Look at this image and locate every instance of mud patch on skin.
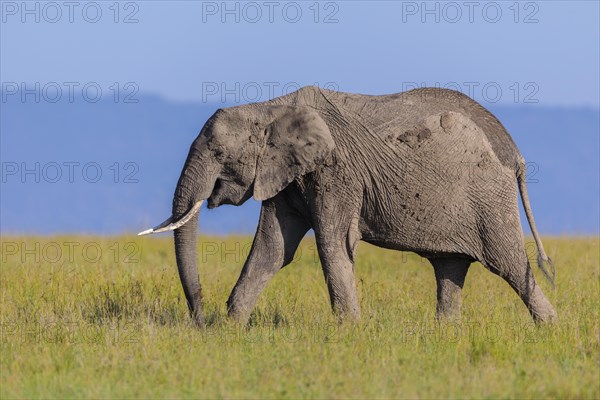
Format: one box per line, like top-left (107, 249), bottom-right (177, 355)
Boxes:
top-left (397, 126), bottom-right (432, 149)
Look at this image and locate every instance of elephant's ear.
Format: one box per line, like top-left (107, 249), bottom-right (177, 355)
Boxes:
top-left (253, 107), bottom-right (335, 201)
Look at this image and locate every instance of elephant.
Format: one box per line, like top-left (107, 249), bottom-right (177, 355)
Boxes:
top-left (139, 86), bottom-right (557, 327)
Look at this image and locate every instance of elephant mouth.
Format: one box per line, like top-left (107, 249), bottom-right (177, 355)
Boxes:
top-left (206, 178), bottom-right (222, 209)
top-left (207, 179), bottom-right (254, 209)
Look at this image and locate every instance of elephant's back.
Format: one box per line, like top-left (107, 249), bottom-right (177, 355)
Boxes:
top-left (377, 89), bottom-right (523, 171)
top-left (405, 88), bottom-right (523, 171)
top-left (321, 87), bottom-right (525, 172)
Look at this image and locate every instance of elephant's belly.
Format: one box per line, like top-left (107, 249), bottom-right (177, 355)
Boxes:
top-left (360, 236), bottom-right (473, 261)
top-left (358, 200), bottom-right (479, 257)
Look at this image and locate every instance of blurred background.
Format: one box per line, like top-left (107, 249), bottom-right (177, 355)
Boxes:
top-left (1, 1), bottom-right (598, 235)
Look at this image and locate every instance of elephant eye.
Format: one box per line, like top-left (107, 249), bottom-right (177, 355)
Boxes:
top-left (214, 149), bottom-right (225, 161)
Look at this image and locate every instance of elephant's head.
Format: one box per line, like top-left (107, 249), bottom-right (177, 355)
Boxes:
top-left (138, 104), bottom-right (334, 326)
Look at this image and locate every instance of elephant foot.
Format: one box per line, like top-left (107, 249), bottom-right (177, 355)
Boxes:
top-left (435, 304), bottom-right (462, 322)
top-left (190, 307), bottom-right (205, 328)
top-left (529, 286), bottom-right (558, 324)
top-left (532, 308), bottom-right (558, 324)
top-left (227, 309), bottom-right (251, 326)
top-left (331, 297), bottom-right (361, 323)
top-left (435, 284), bottom-right (463, 321)
top-left (226, 296), bottom-right (253, 326)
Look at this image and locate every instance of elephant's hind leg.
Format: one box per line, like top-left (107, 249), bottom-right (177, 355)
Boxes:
top-left (313, 212), bottom-right (361, 322)
top-left (484, 255), bottom-right (557, 323)
top-left (479, 225), bottom-right (557, 323)
top-left (314, 234), bottom-right (361, 321)
top-left (429, 257), bottom-right (471, 320)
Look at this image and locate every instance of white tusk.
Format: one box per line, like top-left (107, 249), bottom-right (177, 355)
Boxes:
top-left (137, 216), bottom-right (174, 236)
top-left (137, 228), bottom-right (156, 236)
top-left (137, 200), bottom-right (203, 236)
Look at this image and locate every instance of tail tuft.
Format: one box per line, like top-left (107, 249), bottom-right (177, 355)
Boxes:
top-left (537, 254), bottom-right (556, 288)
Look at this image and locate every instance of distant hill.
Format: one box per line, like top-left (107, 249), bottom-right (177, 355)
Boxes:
top-left (1, 94), bottom-right (598, 235)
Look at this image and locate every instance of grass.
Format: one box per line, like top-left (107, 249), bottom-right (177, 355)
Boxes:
top-left (1, 235), bottom-right (598, 398)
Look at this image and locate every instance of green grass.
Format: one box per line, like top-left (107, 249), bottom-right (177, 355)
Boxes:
top-left (1, 236), bottom-right (598, 398)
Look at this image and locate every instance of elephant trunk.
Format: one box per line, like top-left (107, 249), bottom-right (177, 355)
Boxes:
top-left (173, 210), bottom-right (204, 326)
top-left (170, 153), bottom-right (216, 327)
top-left (138, 197), bottom-right (205, 326)
top-left (139, 144), bottom-right (217, 327)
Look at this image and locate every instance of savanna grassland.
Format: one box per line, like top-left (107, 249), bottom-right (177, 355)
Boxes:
top-left (1, 236), bottom-right (598, 399)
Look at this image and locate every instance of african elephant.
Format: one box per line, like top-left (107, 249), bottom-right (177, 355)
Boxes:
top-left (139, 86), bottom-right (557, 326)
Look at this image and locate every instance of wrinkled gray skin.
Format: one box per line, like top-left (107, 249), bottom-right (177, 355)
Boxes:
top-left (164, 86), bottom-right (557, 327)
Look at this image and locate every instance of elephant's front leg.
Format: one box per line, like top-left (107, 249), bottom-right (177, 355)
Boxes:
top-left (227, 194), bottom-right (309, 324)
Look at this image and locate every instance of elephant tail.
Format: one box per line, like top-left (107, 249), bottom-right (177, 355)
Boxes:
top-left (516, 160), bottom-right (556, 287)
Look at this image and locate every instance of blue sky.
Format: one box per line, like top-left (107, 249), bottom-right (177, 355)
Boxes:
top-left (2, 1), bottom-right (599, 107)
top-left (1, 1), bottom-right (599, 235)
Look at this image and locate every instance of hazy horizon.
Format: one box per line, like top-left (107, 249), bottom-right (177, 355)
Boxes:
top-left (2, 92), bottom-right (598, 235)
